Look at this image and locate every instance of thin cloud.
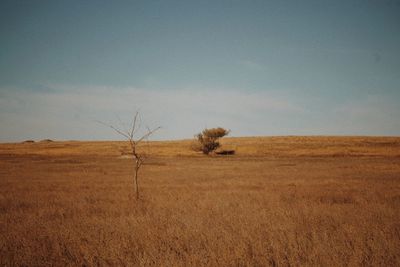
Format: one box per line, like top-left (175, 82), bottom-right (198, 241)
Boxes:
top-left (0, 85), bottom-right (303, 141)
top-left (1, 86), bottom-right (399, 142)
top-left (332, 94), bottom-right (400, 135)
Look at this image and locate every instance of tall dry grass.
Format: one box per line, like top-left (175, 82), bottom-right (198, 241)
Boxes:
top-left (0, 137), bottom-right (399, 266)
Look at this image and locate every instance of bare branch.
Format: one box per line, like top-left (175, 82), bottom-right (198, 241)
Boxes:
top-left (137, 126), bottom-right (161, 143)
top-left (130, 112), bottom-right (140, 139)
top-left (116, 114), bottom-right (129, 136)
top-left (96, 120), bottom-right (131, 140)
top-left (145, 126), bottom-right (152, 136)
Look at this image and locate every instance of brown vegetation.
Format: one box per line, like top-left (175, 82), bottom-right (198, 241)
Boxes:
top-left (193, 127), bottom-right (230, 154)
top-left (1, 136), bottom-right (400, 266)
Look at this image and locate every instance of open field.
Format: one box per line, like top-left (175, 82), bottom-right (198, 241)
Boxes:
top-left (1, 136), bottom-right (400, 266)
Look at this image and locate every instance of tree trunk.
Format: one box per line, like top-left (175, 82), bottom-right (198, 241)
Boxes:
top-left (134, 162), bottom-right (139, 200)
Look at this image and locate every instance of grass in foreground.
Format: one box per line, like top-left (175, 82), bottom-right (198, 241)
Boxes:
top-left (0, 137), bottom-right (400, 266)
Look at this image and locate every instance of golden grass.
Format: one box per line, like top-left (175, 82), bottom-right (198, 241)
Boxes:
top-left (0, 137), bottom-right (399, 266)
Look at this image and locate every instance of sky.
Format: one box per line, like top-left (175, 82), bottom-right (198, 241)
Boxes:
top-left (0, 0), bottom-right (399, 141)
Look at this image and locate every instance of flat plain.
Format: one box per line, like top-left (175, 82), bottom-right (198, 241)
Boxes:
top-left (1, 136), bottom-right (400, 266)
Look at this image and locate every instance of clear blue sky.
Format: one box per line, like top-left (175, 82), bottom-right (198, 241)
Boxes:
top-left (1, 0), bottom-right (399, 141)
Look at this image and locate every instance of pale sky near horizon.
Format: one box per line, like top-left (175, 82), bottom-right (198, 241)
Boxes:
top-left (1, 0), bottom-right (400, 141)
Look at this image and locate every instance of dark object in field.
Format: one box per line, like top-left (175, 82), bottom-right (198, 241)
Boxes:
top-left (216, 150), bottom-right (235, 155)
top-left (40, 139), bottom-right (53, 143)
top-left (22, 140), bottom-right (35, 143)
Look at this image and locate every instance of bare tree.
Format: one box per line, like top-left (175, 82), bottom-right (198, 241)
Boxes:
top-left (98, 112), bottom-right (160, 200)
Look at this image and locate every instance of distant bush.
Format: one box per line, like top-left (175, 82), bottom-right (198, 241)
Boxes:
top-left (192, 127), bottom-right (230, 155)
top-left (40, 139), bottom-right (53, 143)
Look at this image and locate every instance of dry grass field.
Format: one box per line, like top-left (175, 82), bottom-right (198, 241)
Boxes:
top-left (1, 136), bottom-right (400, 266)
